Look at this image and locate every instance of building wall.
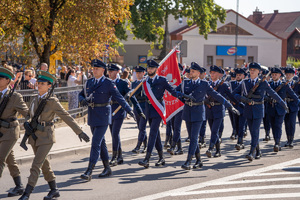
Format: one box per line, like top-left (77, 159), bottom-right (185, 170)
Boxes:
top-left (287, 31), bottom-right (300, 59)
top-left (181, 11), bottom-right (282, 68)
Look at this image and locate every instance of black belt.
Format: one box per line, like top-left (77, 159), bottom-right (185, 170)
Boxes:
top-left (110, 101), bottom-right (118, 105)
top-left (39, 121), bottom-right (54, 126)
top-left (0, 118), bottom-right (17, 128)
top-left (185, 101), bottom-right (204, 107)
top-left (147, 99), bottom-right (163, 104)
top-left (249, 101), bottom-right (264, 105)
top-left (88, 102), bottom-right (110, 108)
top-left (209, 102), bottom-right (222, 106)
top-left (138, 100), bottom-right (147, 103)
top-left (285, 98), bottom-right (295, 103)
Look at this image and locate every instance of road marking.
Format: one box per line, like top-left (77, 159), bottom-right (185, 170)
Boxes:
top-left (190, 193), bottom-right (300, 200)
top-left (134, 158), bottom-right (300, 200)
top-left (171, 184), bottom-right (300, 196)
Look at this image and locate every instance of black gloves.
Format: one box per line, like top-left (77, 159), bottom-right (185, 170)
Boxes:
top-left (78, 132), bottom-right (90, 142)
top-left (238, 102), bottom-right (245, 108)
top-left (240, 96), bottom-right (252, 105)
top-left (128, 110), bottom-right (137, 121)
top-left (80, 99), bottom-right (89, 107)
top-left (228, 106), bottom-right (240, 116)
top-left (182, 94), bottom-right (196, 102)
top-left (24, 122), bottom-right (33, 133)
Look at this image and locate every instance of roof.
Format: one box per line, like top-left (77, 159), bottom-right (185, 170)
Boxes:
top-left (170, 10), bottom-right (282, 40)
top-left (248, 11), bottom-right (300, 39)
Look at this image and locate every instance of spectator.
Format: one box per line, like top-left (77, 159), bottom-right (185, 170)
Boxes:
top-left (40, 63), bottom-right (48, 71)
top-left (121, 68), bottom-right (131, 87)
top-left (66, 68), bottom-right (83, 115)
top-left (60, 66), bottom-right (67, 80)
top-left (20, 70), bottom-right (35, 90)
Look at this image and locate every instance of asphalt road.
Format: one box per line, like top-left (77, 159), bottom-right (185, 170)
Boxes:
top-left (1, 115), bottom-right (300, 200)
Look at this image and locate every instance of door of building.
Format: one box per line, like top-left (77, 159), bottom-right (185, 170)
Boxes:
top-left (216, 59), bottom-right (223, 68)
top-left (236, 59), bottom-right (245, 68)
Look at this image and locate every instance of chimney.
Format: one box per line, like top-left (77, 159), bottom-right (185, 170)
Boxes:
top-left (253, 7), bottom-right (262, 24)
top-left (274, 10), bottom-right (279, 14)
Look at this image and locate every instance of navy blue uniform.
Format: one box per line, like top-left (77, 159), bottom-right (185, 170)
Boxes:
top-left (110, 78), bottom-right (142, 155)
top-left (78, 76), bottom-right (132, 165)
top-left (177, 78), bottom-right (233, 158)
top-left (233, 79), bottom-right (286, 150)
top-left (266, 80), bottom-right (298, 147)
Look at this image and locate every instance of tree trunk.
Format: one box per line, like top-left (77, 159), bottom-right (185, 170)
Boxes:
top-left (158, 12), bottom-right (170, 60)
top-left (39, 43), bottom-right (51, 70)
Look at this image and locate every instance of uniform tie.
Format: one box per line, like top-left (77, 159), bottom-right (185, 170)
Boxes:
top-left (251, 79), bottom-right (255, 86)
top-left (148, 78), bottom-right (153, 86)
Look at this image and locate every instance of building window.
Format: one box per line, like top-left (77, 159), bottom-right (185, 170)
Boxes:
top-left (248, 56), bottom-right (254, 63)
top-left (294, 39), bottom-right (300, 48)
top-left (207, 56), bottom-right (213, 66)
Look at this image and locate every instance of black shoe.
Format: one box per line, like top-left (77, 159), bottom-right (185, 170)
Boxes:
top-left (284, 141), bottom-right (290, 147)
top-left (185, 137), bottom-right (190, 142)
top-left (155, 151), bottom-right (165, 167)
top-left (167, 141), bottom-right (176, 155)
top-left (255, 145), bottom-right (262, 159)
top-left (117, 150), bottom-right (124, 165)
top-left (263, 133), bottom-right (271, 141)
top-left (141, 139), bottom-right (147, 153)
top-left (214, 143), bottom-right (221, 157)
top-left (43, 181), bottom-right (60, 200)
top-left (109, 151), bottom-right (118, 166)
top-left (80, 162), bottom-right (95, 181)
top-left (164, 135), bottom-right (171, 149)
top-left (273, 145), bottom-right (281, 152)
top-left (174, 141), bottom-right (183, 155)
top-left (206, 143), bottom-right (214, 158)
top-left (289, 143), bottom-right (294, 148)
top-left (181, 154), bottom-right (193, 170)
top-left (98, 160), bottom-right (112, 178)
top-left (8, 176), bottom-right (24, 197)
top-left (132, 141), bottom-right (142, 153)
top-left (199, 136), bottom-right (206, 149)
top-left (193, 153), bottom-right (203, 169)
top-left (230, 134), bottom-right (235, 140)
top-left (245, 147), bottom-right (255, 161)
top-left (138, 152), bottom-right (151, 168)
top-left (18, 184), bottom-right (34, 200)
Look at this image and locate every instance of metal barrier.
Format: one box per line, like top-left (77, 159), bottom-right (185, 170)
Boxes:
top-left (16, 85), bottom-right (88, 122)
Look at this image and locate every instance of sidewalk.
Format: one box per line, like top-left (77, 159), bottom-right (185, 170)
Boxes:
top-left (14, 117), bottom-right (186, 164)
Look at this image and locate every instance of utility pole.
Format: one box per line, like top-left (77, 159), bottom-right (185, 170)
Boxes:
top-left (235, 0), bottom-right (239, 68)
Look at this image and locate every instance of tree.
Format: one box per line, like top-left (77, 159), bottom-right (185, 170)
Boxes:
top-left (0, 0), bottom-right (133, 66)
top-left (116, 0), bottom-right (226, 59)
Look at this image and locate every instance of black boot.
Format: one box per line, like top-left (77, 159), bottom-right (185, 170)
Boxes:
top-left (289, 136), bottom-right (294, 148)
top-left (230, 130), bottom-right (236, 140)
top-left (245, 146), bottom-right (255, 161)
top-left (273, 142), bottom-right (281, 152)
top-left (214, 142), bottom-right (221, 157)
top-left (18, 184), bottom-right (34, 200)
top-left (175, 140), bottom-right (184, 155)
top-left (141, 139), bottom-right (147, 153)
top-left (235, 137), bottom-right (245, 151)
top-left (206, 143), bottom-right (214, 158)
top-left (80, 162), bottom-right (95, 181)
top-left (138, 152), bottom-right (151, 168)
top-left (263, 131), bottom-right (271, 141)
top-left (193, 153), bottom-right (203, 169)
top-left (181, 154), bottom-right (193, 170)
top-left (155, 151), bottom-right (165, 167)
top-left (98, 160), bottom-right (112, 178)
top-left (8, 176), bottom-right (24, 197)
top-left (185, 136), bottom-right (190, 142)
top-left (132, 141), bottom-right (142, 153)
top-left (109, 151), bottom-right (118, 166)
top-left (43, 180), bottom-right (60, 200)
top-left (167, 141), bottom-right (176, 155)
top-left (199, 136), bottom-right (206, 149)
top-left (164, 135), bottom-right (170, 149)
top-left (117, 149), bottom-right (124, 165)
top-left (255, 145), bottom-right (262, 159)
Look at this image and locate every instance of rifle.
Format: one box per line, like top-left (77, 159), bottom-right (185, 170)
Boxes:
top-left (246, 71), bottom-right (271, 100)
top-left (291, 80), bottom-right (300, 89)
top-left (0, 78), bottom-right (20, 138)
top-left (20, 83), bottom-right (56, 150)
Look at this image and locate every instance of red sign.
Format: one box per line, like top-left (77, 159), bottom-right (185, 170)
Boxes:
top-left (157, 50), bottom-right (184, 122)
top-left (227, 47), bottom-right (237, 55)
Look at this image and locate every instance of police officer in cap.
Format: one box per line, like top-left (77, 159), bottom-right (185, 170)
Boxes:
top-left (0, 67), bottom-right (28, 197)
top-left (177, 62), bottom-right (239, 170)
top-left (233, 63), bottom-right (288, 161)
top-left (138, 60), bottom-right (194, 168)
top-left (284, 67), bottom-right (300, 148)
top-left (262, 68), bottom-right (272, 141)
top-left (131, 66), bottom-right (148, 153)
top-left (79, 59), bottom-right (135, 181)
top-left (266, 67), bottom-right (299, 152)
top-left (107, 63), bottom-right (144, 166)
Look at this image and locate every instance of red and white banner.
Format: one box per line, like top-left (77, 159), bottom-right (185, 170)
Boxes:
top-left (157, 49), bottom-right (184, 123)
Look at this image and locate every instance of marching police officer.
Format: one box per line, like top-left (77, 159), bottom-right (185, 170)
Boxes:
top-left (262, 69), bottom-right (272, 141)
top-left (228, 71), bottom-right (238, 140)
top-left (19, 71), bottom-right (90, 200)
top-left (138, 60), bottom-right (193, 168)
top-left (176, 62), bottom-right (239, 170)
top-left (79, 59), bottom-right (135, 181)
top-left (284, 67), bottom-right (300, 148)
top-left (266, 67), bottom-right (299, 152)
top-left (233, 63), bottom-right (288, 161)
top-left (198, 66), bottom-right (208, 148)
top-left (107, 63), bottom-right (144, 166)
top-left (205, 65), bottom-right (240, 158)
top-left (131, 66), bottom-right (148, 153)
top-left (0, 67), bottom-right (28, 197)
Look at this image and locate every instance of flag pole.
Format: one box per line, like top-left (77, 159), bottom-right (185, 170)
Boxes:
top-left (158, 41), bottom-right (182, 67)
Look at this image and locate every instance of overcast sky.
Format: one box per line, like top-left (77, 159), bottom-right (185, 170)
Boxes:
top-left (214, 0), bottom-right (300, 18)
